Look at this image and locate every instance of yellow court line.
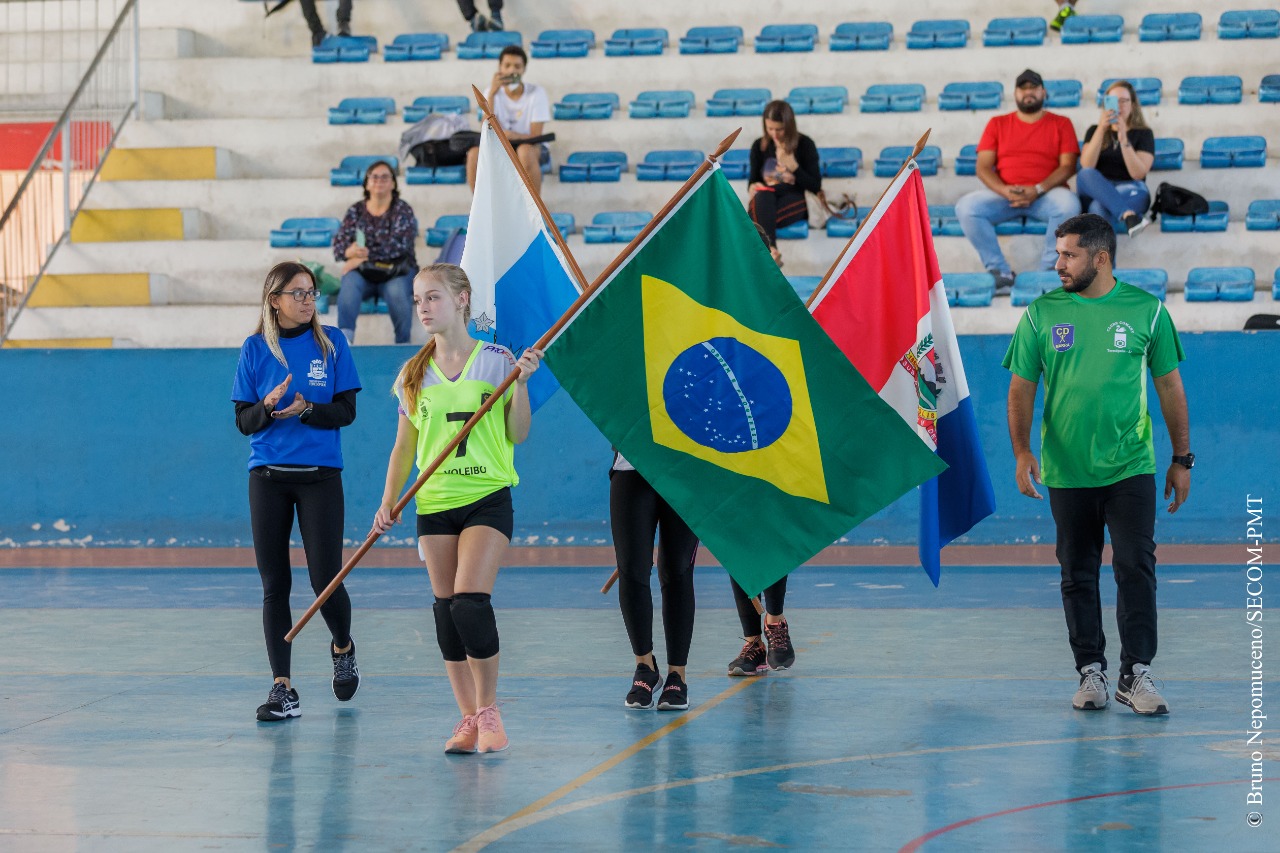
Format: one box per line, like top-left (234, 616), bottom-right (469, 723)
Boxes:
top-left (453, 729), bottom-right (1235, 851)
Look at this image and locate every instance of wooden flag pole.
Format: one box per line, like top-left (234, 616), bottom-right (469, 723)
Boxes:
top-left (288, 127), bottom-right (744, 642)
top-left (600, 570), bottom-right (618, 594)
top-left (805, 128), bottom-right (932, 310)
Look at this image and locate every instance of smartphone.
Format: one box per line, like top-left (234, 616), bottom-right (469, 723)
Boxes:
top-left (1103, 94), bottom-right (1119, 115)
top-left (355, 229), bottom-right (366, 248)
top-left (503, 73), bottom-right (521, 85)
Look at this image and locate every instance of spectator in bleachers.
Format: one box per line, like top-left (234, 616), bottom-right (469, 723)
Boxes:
top-left (468, 46), bottom-right (549, 196)
top-left (297, 0), bottom-right (352, 48)
top-left (456, 0), bottom-right (503, 32)
top-left (1077, 81), bottom-right (1155, 238)
top-left (955, 69), bottom-right (1080, 295)
top-left (748, 100), bottom-right (821, 268)
top-left (1050, 0), bottom-right (1078, 32)
top-left (333, 161), bottom-right (419, 344)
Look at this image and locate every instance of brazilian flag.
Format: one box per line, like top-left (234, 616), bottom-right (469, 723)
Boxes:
top-left (544, 166), bottom-right (946, 594)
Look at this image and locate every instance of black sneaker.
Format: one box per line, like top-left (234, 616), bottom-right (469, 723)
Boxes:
top-left (470, 13), bottom-right (489, 32)
top-left (257, 681), bottom-right (300, 722)
top-left (625, 662), bottom-right (660, 709)
top-left (657, 672), bottom-right (689, 711)
top-left (337, 22), bottom-right (351, 37)
top-left (332, 639), bottom-right (360, 701)
top-left (764, 618), bottom-right (796, 670)
top-left (728, 638), bottom-right (768, 676)
top-left (992, 271), bottom-right (1016, 297)
top-left (311, 29), bottom-right (328, 48)
top-left (487, 13), bottom-right (504, 31)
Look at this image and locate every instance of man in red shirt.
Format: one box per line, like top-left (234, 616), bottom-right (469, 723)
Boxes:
top-left (956, 69), bottom-right (1081, 295)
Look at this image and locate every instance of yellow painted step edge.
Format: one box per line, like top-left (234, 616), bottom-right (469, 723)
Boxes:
top-left (99, 147), bottom-right (219, 181)
top-left (26, 274), bottom-right (151, 308)
top-left (70, 208), bottom-right (187, 243)
top-left (3, 338), bottom-right (114, 349)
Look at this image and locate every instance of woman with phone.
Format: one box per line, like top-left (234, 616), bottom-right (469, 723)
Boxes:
top-left (1077, 80), bottom-right (1156, 238)
top-left (332, 160), bottom-right (419, 344)
top-left (747, 100), bottom-right (822, 268)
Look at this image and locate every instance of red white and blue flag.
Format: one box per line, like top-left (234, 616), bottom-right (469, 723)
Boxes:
top-left (808, 160), bottom-right (995, 585)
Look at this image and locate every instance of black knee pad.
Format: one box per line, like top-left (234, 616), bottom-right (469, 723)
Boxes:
top-left (432, 597), bottom-right (467, 662)
top-left (450, 592), bottom-right (500, 659)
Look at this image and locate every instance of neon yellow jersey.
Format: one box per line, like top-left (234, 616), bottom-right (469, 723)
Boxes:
top-left (394, 342), bottom-right (519, 514)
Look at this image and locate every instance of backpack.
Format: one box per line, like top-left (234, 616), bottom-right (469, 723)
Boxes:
top-left (399, 112), bottom-right (472, 166)
top-left (1150, 182), bottom-right (1209, 219)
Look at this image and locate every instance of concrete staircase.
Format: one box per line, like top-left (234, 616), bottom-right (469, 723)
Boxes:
top-left (7, 0), bottom-right (1278, 346)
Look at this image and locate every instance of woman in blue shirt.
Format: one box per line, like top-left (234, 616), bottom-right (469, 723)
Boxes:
top-left (232, 261), bottom-right (363, 722)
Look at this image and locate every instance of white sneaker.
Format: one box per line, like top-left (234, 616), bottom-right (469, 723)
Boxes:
top-left (1072, 662), bottom-right (1109, 710)
top-left (1115, 664), bottom-right (1169, 715)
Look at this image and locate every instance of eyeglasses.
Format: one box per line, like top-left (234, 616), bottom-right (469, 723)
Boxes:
top-left (278, 289), bottom-right (318, 302)
top-left (366, 173), bottom-right (394, 182)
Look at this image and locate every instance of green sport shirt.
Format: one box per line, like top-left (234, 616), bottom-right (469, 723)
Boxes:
top-left (1002, 280), bottom-right (1185, 489)
top-left (394, 342), bottom-right (519, 514)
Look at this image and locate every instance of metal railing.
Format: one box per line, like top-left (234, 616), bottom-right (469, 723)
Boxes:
top-left (0, 0), bottom-right (139, 343)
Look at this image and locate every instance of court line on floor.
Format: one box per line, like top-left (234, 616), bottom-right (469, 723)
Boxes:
top-left (899, 776), bottom-right (1280, 852)
top-left (452, 729), bottom-right (1234, 851)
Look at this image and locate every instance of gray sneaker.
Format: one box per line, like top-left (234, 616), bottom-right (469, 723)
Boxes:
top-left (1072, 662), bottom-right (1109, 710)
top-left (1116, 664), bottom-right (1169, 715)
top-left (992, 271), bottom-right (1016, 297)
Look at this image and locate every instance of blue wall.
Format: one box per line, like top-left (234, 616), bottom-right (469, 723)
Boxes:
top-left (0, 331), bottom-right (1273, 548)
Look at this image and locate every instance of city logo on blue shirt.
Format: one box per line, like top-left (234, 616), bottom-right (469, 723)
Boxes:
top-left (1051, 323), bottom-right (1074, 352)
top-left (308, 358), bottom-right (328, 386)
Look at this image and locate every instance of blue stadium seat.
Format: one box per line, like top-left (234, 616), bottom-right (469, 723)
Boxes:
top-left (679, 26), bottom-right (743, 54)
top-left (1262, 74), bottom-right (1280, 103)
top-left (1201, 136), bottom-right (1267, 168)
top-left (1097, 78), bottom-right (1162, 106)
top-left (270, 217), bottom-right (341, 249)
top-left (860, 83), bottom-right (924, 113)
top-left (604, 28), bottom-right (667, 56)
top-left (874, 145), bottom-right (940, 177)
top-left (1178, 75), bottom-right (1243, 105)
top-left (550, 212), bottom-right (576, 236)
top-left (628, 90), bottom-right (694, 119)
top-left (830, 21), bottom-right (892, 51)
top-left (1061, 14), bottom-right (1124, 44)
top-left (954, 144), bottom-right (979, 176)
top-left (818, 147), bottom-right (862, 178)
top-left (825, 210), bottom-right (866, 238)
top-left (384, 33), bottom-right (448, 61)
top-left (636, 150), bottom-right (703, 181)
top-left (1152, 137), bottom-right (1185, 170)
top-left (583, 211), bottom-right (652, 243)
top-left (1045, 79), bottom-right (1083, 108)
top-left (942, 272), bottom-right (995, 307)
top-left (776, 220), bottom-right (809, 240)
top-left (707, 88), bottom-right (771, 117)
top-left (1219, 9), bottom-right (1280, 38)
top-left (938, 82), bottom-right (1003, 111)
top-left (531, 29), bottom-right (595, 58)
top-left (1115, 268), bottom-right (1169, 301)
top-left (330, 155), bottom-right (398, 186)
top-left (403, 95), bottom-right (471, 122)
top-left (426, 214), bottom-right (469, 246)
top-left (906, 19), bottom-right (970, 49)
top-left (313, 35), bottom-right (377, 63)
top-left (755, 23), bottom-right (818, 53)
top-left (552, 92), bottom-right (619, 120)
top-left (787, 275), bottom-right (822, 300)
top-left (559, 151), bottom-right (627, 183)
top-left (328, 97), bottom-right (395, 125)
top-left (1185, 267), bottom-right (1255, 301)
top-left (404, 165), bottom-right (465, 185)
top-left (1246, 200), bottom-right (1280, 230)
top-left (457, 31), bottom-right (521, 60)
top-left (1138, 13), bottom-right (1202, 41)
top-left (930, 205), bottom-right (964, 237)
top-left (983, 17), bottom-right (1045, 46)
top-left (720, 150), bottom-right (751, 180)
top-left (1162, 200), bottom-right (1230, 232)
top-left (787, 86), bottom-right (848, 115)
top-left (1274, 268), bottom-right (1280, 300)
top-left (1011, 271), bottom-right (1060, 305)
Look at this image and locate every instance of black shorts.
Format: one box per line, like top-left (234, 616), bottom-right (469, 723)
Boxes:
top-left (416, 487), bottom-right (513, 539)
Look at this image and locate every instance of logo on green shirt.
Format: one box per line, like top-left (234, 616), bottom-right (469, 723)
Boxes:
top-left (1051, 324), bottom-right (1074, 352)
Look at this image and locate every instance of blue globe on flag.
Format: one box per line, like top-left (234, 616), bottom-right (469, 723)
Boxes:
top-left (662, 337), bottom-right (792, 453)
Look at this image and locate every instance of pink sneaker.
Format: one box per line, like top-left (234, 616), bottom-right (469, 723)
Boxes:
top-left (476, 704), bottom-right (508, 753)
top-left (444, 714), bottom-right (477, 754)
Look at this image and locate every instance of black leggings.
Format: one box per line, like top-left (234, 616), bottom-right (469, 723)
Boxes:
top-left (249, 467), bottom-right (353, 679)
top-left (610, 470), bottom-right (699, 667)
top-left (731, 575), bottom-right (788, 637)
top-left (298, 0), bottom-right (351, 33)
top-left (749, 185), bottom-right (808, 246)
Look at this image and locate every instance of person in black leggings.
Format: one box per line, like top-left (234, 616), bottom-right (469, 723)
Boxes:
top-left (233, 261), bottom-right (363, 721)
top-left (611, 454), bottom-right (699, 711)
top-left (727, 576), bottom-right (794, 676)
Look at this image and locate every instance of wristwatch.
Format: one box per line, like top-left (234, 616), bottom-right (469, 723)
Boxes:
top-left (300, 403), bottom-right (314, 422)
top-left (1034, 183), bottom-right (1046, 195)
top-left (1172, 453), bottom-right (1195, 470)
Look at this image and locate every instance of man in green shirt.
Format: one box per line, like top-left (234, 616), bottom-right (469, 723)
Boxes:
top-left (1003, 213), bottom-right (1192, 715)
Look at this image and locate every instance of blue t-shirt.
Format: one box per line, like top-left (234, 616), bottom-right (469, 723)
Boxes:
top-left (231, 326), bottom-right (361, 470)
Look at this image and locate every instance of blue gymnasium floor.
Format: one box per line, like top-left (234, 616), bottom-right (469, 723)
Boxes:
top-left (1, 563), bottom-right (1273, 852)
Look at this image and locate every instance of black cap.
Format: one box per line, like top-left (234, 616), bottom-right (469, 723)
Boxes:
top-left (1016, 69), bottom-right (1044, 88)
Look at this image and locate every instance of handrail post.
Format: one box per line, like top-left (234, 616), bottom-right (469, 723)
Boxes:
top-left (131, 2), bottom-right (141, 115)
top-left (62, 127), bottom-right (72, 234)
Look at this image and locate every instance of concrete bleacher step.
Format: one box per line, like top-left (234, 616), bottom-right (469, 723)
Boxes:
top-left (99, 146), bottom-right (230, 181)
top-left (68, 208), bottom-right (200, 243)
top-left (23, 273), bottom-right (161, 308)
